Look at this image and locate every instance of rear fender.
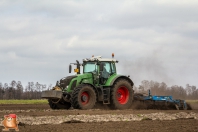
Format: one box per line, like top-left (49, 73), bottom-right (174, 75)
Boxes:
top-left (105, 74), bottom-right (134, 87)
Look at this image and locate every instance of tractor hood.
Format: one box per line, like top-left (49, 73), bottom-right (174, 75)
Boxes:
top-left (59, 73), bottom-right (95, 92)
top-left (59, 75), bottom-right (77, 89)
top-left (77, 72), bottom-right (95, 84)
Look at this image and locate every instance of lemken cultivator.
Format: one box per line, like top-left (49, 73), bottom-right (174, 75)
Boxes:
top-left (134, 90), bottom-right (191, 110)
top-left (41, 54), bottom-right (191, 110)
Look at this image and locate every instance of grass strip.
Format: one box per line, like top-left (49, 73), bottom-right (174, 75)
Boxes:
top-left (186, 100), bottom-right (198, 103)
top-left (0, 99), bottom-right (48, 104)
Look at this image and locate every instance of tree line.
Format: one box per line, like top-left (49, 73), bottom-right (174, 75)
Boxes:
top-left (0, 80), bottom-right (52, 99)
top-left (0, 80), bottom-right (197, 100)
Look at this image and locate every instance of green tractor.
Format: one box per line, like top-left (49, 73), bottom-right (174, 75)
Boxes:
top-left (41, 54), bottom-right (134, 110)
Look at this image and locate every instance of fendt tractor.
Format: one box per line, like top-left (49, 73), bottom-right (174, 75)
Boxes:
top-left (42, 54), bottom-right (134, 110)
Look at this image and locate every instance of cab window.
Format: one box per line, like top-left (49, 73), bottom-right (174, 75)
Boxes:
top-left (101, 62), bottom-right (116, 75)
top-left (84, 62), bottom-right (97, 73)
top-left (111, 63), bottom-right (116, 74)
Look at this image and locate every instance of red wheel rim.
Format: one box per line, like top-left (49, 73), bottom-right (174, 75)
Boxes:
top-left (117, 86), bottom-right (129, 104)
top-left (81, 92), bottom-right (89, 105)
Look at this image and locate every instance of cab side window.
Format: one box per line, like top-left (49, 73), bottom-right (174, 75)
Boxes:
top-left (103, 62), bottom-right (116, 75)
top-left (101, 62), bottom-right (111, 79)
top-left (111, 63), bottom-right (116, 74)
top-left (104, 62), bottom-right (111, 73)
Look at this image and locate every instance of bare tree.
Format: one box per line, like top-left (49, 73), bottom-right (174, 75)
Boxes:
top-left (0, 82), bottom-right (4, 99)
top-left (48, 84), bottom-right (52, 90)
top-left (16, 81), bottom-right (23, 99)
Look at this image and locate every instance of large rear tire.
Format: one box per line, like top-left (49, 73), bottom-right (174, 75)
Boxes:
top-left (71, 84), bottom-right (96, 110)
top-left (110, 79), bottom-right (133, 109)
top-left (48, 99), bottom-right (71, 109)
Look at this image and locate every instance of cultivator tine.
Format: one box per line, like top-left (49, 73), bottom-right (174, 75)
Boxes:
top-left (175, 104), bottom-right (179, 110)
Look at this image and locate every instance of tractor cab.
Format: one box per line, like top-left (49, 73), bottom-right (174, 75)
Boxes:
top-left (68, 54), bottom-right (118, 86)
top-left (82, 55), bottom-right (118, 85)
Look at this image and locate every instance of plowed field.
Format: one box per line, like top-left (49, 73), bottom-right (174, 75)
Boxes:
top-left (0, 103), bottom-right (198, 132)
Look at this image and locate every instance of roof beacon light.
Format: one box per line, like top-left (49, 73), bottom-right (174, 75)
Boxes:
top-left (112, 53), bottom-right (114, 58)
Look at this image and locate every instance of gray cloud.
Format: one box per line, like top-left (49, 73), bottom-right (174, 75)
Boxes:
top-left (0, 0), bottom-right (198, 87)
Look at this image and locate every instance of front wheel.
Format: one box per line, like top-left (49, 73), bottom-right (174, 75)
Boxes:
top-left (48, 99), bottom-right (71, 109)
top-left (109, 79), bottom-right (134, 109)
top-left (71, 84), bottom-right (96, 110)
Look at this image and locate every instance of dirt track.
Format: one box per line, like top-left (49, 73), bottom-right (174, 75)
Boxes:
top-left (0, 103), bottom-right (198, 132)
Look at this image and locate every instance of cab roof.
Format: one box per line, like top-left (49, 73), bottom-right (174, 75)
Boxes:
top-left (83, 56), bottom-right (118, 63)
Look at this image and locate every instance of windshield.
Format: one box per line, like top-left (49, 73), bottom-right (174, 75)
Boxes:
top-left (83, 62), bottom-right (97, 73)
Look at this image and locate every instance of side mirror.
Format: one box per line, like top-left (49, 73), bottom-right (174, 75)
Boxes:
top-left (100, 63), bottom-right (104, 71)
top-left (76, 60), bottom-right (80, 74)
top-left (69, 65), bottom-right (72, 73)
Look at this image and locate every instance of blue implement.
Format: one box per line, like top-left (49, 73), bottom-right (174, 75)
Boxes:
top-left (134, 90), bottom-right (188, 110)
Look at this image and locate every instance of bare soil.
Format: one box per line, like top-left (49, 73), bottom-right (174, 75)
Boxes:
top-left (18, 120), bottom-right (198, 132)
top-left (0, 103), bottom-right (198, 132)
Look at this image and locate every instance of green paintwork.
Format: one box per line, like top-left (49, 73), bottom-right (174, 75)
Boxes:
top-left (65, 73), bottom-right (93, 93)
top-left (63, 60), bottom-right (120, 93)
top-left (104, 74), bottom-right (121, 86)
top-left (65, 73), bottom-right (121, 93)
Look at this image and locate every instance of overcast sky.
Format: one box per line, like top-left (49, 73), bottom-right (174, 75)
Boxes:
top-left (0, 0), bottom-right (198, 88)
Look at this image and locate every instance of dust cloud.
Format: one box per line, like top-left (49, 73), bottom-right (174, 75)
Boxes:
top-left (117, 56), bottom-right (173, 87)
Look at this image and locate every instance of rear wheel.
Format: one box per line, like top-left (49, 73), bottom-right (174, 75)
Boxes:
top-left (110, 79), bottom-right (133, 109)
top-left (71, 84), bottom-right (96, 110)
